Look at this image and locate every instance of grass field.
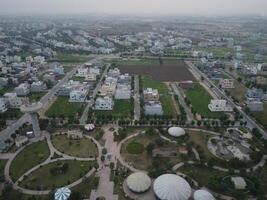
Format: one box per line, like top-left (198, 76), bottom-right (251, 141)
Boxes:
top-left (203, 47), bottom-right (233, 58)
top-left (45, 97), bottom-right (84, 118)
top-left (121, 132), bottom-right (181, 171)
top-left (185, 83), bottom-right (223, 118)
top-left (0, 109), bottom-right (23, 120)
top-left (95, 99), bottom-right (133, 119)
top-left (142, 76), bottom-right (177, 117)
top-left (28, 92), bottom-right (46, 102)
top-left (10, 141), bottom-right (50, 181)
top-left (20, 160), bottom-right (95, 190)
top-left (126, 142), bottom-right (144, 154)
top-left (57, 52), bottom-right (90, 63)
top-left (253, 103), bottom-right (267, 128)
top-left (51, 134), bottom-right (98, 158)
top-left (0, 87), bottom-right (14, 95)
top-left (0, 160), bottom-right (7, 177)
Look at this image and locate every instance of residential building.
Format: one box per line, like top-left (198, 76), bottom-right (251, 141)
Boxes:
top-left (43, 73), bottom-right (56, 83)
top-left (246, 101), bottom-right (263, 112)
top-left (31, 81), bottom-right (47, 92)
top-left (57, 80), bottom-right (81, 96)
top-left (256, 76), bottom-right (267, 86)
top-left (246, 88), bottom-right (264, 101)
top-left (231, 177), bottom-right (247, 190)
top-left (4, 92), bottom-right (28, 108)
top-left (0, 98), bottom-right (8, 113)
top-left (85, 73), bottom-right (97, 81)
top-left (99, 83), bottom-right (116, 97)
top-left (118, 74), bottom-right (131, 85)
top-left (67, 130), bottom-right (83, 139)
top-left (69, 87), bottom-right (89, 102)
top-left (143, 88), bottom-right (159, 102)
top-left (115, 84), bottom-right (131, 99)
top-left (208, 99), bottom-right (233, 112)
top-left (144, 101), bottom-right (163, 116)
top-left (94, 97), bottom-right (113, 110)
top-left (52, 63), bottom-right (65, 75)
top-left (108, 68), bottom-right (120, 78)
top-left (15, 83), bottom-right (30, 96)
top-left (219, 79), bottom-right (235, 89)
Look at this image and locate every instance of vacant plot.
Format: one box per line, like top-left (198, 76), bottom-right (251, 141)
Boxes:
top-left (253, 103), bottom-right (267, 128)
top-left (0, 160), bottom-right (7, 177)
top-left (45, 97), bottom-right (84, 118)
top-left (185, 83), bottom-right (223, 118)
top-left (142, 76), bottom-right (177, 117)
top-left (0, 108), bottom-right (23, 120)
top-left (95, 99), bottom-right (133, 119)
top-left (118, 59), bottom-right (194, 82)
top-left (20, 160), bottom-right (95, 190)
top-left (226, 81), bottom-right (247, 103)
top-left (51, 134), bottom-right (98, 158)
top-left (10, 141), bottom-right (50, 181)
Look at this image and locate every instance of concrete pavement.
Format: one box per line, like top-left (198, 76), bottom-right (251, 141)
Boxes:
top-left (133, 75), bottom-right (141, 121)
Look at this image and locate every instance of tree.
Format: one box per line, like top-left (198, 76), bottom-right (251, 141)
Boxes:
top-left (146, 143), bottom-right (155, 155)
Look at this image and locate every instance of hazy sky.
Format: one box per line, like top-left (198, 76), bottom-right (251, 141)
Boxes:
top-left (1, 0), bottom-right (267, 16)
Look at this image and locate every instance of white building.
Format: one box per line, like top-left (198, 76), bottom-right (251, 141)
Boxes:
top-left (219, 79), bottom-right (235, 89)
top-left (15, 83), bottom-right (30, 96)
top-left (0, 98), bottom-right (8, 113)
top-left (67, 130), bottom-right (83, 139)
top-left (85, 73), bottom-right (97, 81)
top-left (94, 97), bottom-right (113, 110)
top-left (99, 83), bottom-right (117, 97)
top-left (108, 68), bottom-right (120, 78)
top-left (231, 177), bottom-right (247, 190)
top-left (4, 93), bottom-right (28, 109)
top-left (69, 87), bottom-right (89, 102)
top-left (31, 81), bottom-right (47, 92)
top-left (208, 99), bottom-right (233, 112)
top-left (76, 68), bottom-right (88, 77)
top-left (246, 101), bottom-right (264, 112)
top-left (144, 101), bottom-right (163, 116)
top-left (143, 88), bottom-right (159, 102)
top-left (115, 84), bottom-right (131, 99)
top-left (53, 64), bottom-right (65, 75)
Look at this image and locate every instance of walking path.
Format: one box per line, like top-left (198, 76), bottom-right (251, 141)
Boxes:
top-left (4, 133), bottom-right (101, 195)
top-left (89, 126), bottom-right (119, 200)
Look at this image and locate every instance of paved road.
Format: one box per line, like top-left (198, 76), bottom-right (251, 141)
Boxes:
top-left (0, 63), bottom-right (80, 142)
top-left (133, 75), bottom-right (141, 121)
top-left (79, 63), bottom-right (110, 125)
top-left (170, 83), bottom-right (194, 122)
top-left (186, 61), bottom-right (267, 139)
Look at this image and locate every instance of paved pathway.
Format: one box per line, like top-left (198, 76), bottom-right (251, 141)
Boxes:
top-left (4, 133), bottom-right (101, 195)
top-left (133, 75), bottom-right (141, 121)
top-left (89, 126), bottom-right (119, 200)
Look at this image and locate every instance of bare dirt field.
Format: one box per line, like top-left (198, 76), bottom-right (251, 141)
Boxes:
top-left (118, 60), bottom-right (195, 82)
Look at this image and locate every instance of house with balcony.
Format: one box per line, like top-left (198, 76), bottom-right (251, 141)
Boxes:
top-left (208, 99), bottom-right (233, 112)
top-left (94, 96), bottom-right (114, 110)
top-left (143, 88), bottom-right (159, 102)
top-left (15, 83), bottom-right (30, 96)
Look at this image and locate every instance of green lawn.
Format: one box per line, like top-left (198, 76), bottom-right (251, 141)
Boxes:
top-left (51, 134), bottom-right (98, 158)
top-left (142, 76), bottom-right (177, 117)
top-left (95, 99), bottom-right (133, 119)
top-left (10, 141), bottom-right (50, 181)
top-left (20, 160), bottom-right (95, 190)
top-left (71, 76), bottom-right (86, 82)
top-left (28, 92), bottom-right (46, 102)
top-left (45, 97), bottom-right (84, 118)
top-left (185, 83), bottom-right (223, 118)
top-left (126, 142), bottom-right (144, 154)
top-left (178, 164), bottom-right (227, 187)
top-left (253, 103), bottom-right (267, 129)
top-left (57, 52), bottom-right (90, 63)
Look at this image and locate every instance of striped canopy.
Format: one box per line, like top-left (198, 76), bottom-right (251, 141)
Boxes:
top-left (54, 187), bottom-right (71, 200)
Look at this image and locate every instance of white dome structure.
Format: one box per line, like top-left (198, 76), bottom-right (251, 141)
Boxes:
top-left (153, 174), bottom-right (191, 200)
top-left (54, 187), bottom-right (71, 200)
top-left (194, 190), bottom-right (215, 200)
top-left (168, 127), bottom-right (186, 137)
top-left (126, 172), bottom-right (151, 193)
